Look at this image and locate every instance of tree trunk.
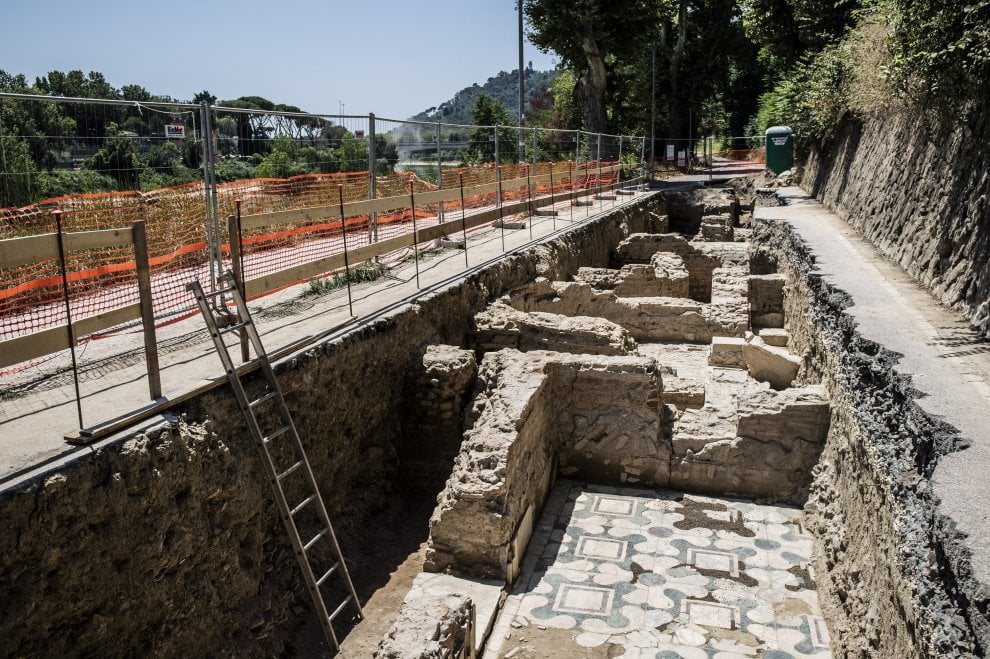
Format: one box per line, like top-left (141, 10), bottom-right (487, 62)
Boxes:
top-left (664, 0), bottom-right (689, 141)
top-left (579, 21), bottom-right (608, 134)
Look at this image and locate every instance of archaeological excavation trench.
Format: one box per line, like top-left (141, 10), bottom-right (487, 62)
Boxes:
top-left (0, 184), bottom-right (978, 657)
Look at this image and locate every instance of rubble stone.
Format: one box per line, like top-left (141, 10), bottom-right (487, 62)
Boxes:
top-left (472, 303), bottom-right (636, 356)
top-left (400, 346), bottom-right (478, 493)
top-left (425, 350), bottom-right (664, 579)
top-left (375, 592), bottom-right (474, 658)
top-left (709, 337), bottom-right (747, 368)
top-left (743, 335), bottom-right (801, 389)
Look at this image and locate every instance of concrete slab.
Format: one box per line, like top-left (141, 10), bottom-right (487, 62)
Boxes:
top-left (756, 188), bottom-right (990, 612)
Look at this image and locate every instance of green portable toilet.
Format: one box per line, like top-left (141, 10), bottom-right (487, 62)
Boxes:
top-left (765, 126), bottom-right (794, 174)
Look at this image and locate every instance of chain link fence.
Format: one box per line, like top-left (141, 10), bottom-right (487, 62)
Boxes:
top-left (0, 92), bottom-right (646, 434)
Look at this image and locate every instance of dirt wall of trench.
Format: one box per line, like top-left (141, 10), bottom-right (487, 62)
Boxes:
top-left (753, 218), bottom-right (979, 656)
top-left (803, 107), bottom-right (990, 337)
top-left (0, 195), bottom-right (662, 657)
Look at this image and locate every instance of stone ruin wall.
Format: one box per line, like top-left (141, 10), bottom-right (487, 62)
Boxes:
top-left (804, 107), bottom-right (990, 338)
top-left (426, 195), bottom-right (834, 588)
top-left (0, 194), bottom-right (663, 658)
top-left (753, 217), bottom-right (981, 656)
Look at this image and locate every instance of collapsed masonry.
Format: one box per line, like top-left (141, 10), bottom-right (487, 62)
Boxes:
top-left (378, 186), bottom-right (832, 656)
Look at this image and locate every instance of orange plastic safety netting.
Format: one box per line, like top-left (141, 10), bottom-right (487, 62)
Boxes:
top-left (0, 182), bottom-right (209, 346)
top-left (0, 160), bottom-right (620, 346)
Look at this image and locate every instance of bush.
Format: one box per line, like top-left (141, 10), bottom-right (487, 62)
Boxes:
top-left (214, 158), bottom-right (255, 183)
top-left (34, 170), bottom-right (118, 199)
top-left (745, 44), bottom-right (851, 152)
top-left (888, 0), bottom-right (990, 110)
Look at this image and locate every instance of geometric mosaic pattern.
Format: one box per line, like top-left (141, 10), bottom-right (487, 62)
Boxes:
top-left (486, 480), bottom-right (832, 658)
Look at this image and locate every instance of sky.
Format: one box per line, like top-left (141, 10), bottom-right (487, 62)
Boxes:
top-left (0, 0), bottom-right (560, 120)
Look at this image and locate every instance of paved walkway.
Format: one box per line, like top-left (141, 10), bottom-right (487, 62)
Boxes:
top-left (756, 189), bottom-right (990, 601)
top-left (485, 480), bottom-right (830, 658)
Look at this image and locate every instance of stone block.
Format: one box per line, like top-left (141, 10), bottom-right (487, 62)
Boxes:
top-left (647, 211), bottom-right (670, 233)
top-left (711, 267), bottom-right (749, 302)
top-left (759, 327), bottom-right (789, 347)
top-left (472, 303), bottom-right (637, 356)
top-left (709, 336), bottom-right (747, 368)
top-left (742, 335), bottom-right (800, 389)
top-left (699, 222), bottom-right (734, 242)
top-left (736, 385), bottom-right (830, 445)
top-left (662, 375), bottom-right (706, 409)
top-left (376, 571), bottom-right (506, 659)
top-left (614, 233), bottom-right (691, 264)
top-left (573, 267), bottom-right (623, 289)
top-left (492, 218), bottom-right (526, 229)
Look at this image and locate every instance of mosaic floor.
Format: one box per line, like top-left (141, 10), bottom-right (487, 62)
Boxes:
top-left (485, 480), bottom-right (832, 658)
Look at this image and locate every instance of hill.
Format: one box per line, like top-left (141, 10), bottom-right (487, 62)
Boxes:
top-left (410, 66), bottom-right (561, 125)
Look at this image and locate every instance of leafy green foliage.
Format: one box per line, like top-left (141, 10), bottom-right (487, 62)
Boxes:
top-left (84, 122), bottom-right (140, 188)
top-left (745, 45), bottom-right (851, 150)
top-left (465, 95), bottom-right (516, 164)
top-left (888, 0), bottom-right (990, 108)
top-left (410, 68), bottom-right (561, 125)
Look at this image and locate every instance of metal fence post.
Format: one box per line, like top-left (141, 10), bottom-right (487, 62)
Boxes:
top-left (227, 203), bottom-right (249, 362)
top-left (531, 127), bottom-right (538, 202)
top-left (408, 182), bottom-right (421, 288)
top-left (199, 101), bottom-right (222, 291)
top-left (494, 125), bottom-right (501, 209)
top-left (368, 113), bottom-right (378, 243)
top-left (337, 186), bottom-right (354, 316)
top-left (436, 119), bottom-right (444, 224)
top-left (597, 133), bottom-right (603, 202)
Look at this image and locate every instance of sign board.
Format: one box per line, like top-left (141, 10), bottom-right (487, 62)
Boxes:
top-left (677, 150), bottom-right (686, 166)
top-left (666, 144), bottom-right (675, 161)
top-left (772, 137), bottom-right (788, 146)
top-left (165, 125), bottom-right (186, 139)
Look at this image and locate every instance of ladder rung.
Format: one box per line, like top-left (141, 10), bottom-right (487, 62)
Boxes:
top-left (303, 529), bottom-right (327, 552)
top-left (315, 562), bottom-right (340, 587)
top-left (327, 595), bottom-right (354, 622)
top-left (277, 460), bottom-right (304, 481)
top-left (291, 494), bottom-right (316, 516)
top-left (263, 426), bottom-right (292, 444)
top-left (250, 391), bottom-right (279, 409)
top-left (202, 282), bottom-right (240, 297)
top-left (219, 320), bottom-right (250, 334)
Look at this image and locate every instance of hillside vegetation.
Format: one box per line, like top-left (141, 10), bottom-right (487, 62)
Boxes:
top-left (409, 66), bottom-right (561, 125)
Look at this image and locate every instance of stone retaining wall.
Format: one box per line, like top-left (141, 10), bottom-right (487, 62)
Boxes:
top-left (804, 108), bottom-right (990, 337)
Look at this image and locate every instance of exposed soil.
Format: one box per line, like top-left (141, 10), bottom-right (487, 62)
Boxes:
top-left (291, 493), bottom-right (437, 657)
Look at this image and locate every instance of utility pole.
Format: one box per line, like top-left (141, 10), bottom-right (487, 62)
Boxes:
top-left (518, 0), bottom-right (525, 163)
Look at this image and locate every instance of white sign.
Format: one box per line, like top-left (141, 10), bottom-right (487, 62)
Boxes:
top-left (772, 137), bottom-right (788, 146)
top-left (666, 144), bottom-right (675, 160)
top-left (165, 124), bottom-right (186, 139)
top-left (677, 150), bottom-right (686, 166)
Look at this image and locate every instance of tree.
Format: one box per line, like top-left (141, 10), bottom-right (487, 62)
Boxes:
top-left (525, 0), bottom-right (647, 133)
top-left (192, 90), bottom-right (217, 105)
top-left (467, 94), bottom-right (514, 163)
top-left (85, 122), bottom-right (139, 188)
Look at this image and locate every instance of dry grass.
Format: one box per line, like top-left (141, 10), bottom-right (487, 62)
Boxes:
top-left (845, 12), bottom-right (904, 116)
